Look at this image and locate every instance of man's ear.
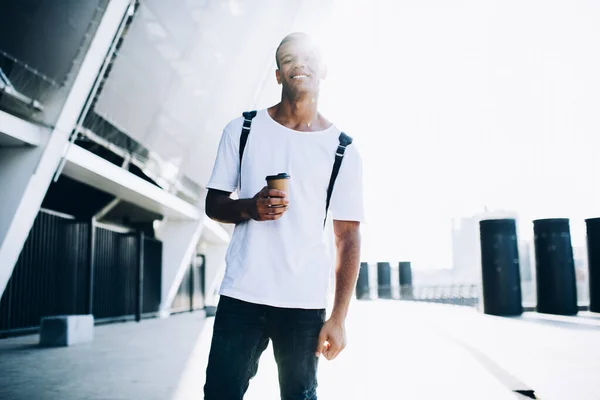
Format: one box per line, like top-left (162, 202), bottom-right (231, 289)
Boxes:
top-left (276, 69), bottom-right (282, 85)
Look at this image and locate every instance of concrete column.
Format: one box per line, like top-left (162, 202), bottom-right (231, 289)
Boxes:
top-left (533, 218), bottom-right (578, 315)
top-left (585, 218), bottom-right (600, 313)
top-left (377, 262), bottom-right (392, 299)
top-left (398, 261), bottom-right (413, 299)
top-left (156, 218), bottom-right (205, 317)
top-left (0, 0), bottom-right (131, 298)
top-left (356, 262), bottom-right (370, 300)
top-left (479, 219), bottom-right (522, 316)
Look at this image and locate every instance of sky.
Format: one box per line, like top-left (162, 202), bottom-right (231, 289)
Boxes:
top-left (299, 0), bottom-right (600, 269)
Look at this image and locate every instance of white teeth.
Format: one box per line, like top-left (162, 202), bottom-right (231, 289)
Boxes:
top-left (292, 75), bottom-right (308, 79)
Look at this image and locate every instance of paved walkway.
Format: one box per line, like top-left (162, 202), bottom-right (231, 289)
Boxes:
top-left (0, 311), bottom-right (208, 400)
top-left (0, 301), bottom-right (598, 399)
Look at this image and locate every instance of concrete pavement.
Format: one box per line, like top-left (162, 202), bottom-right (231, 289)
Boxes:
top-left (0, 312), bottom-right (208, 400)
top-left (1, 301), bottom-right (597, 399)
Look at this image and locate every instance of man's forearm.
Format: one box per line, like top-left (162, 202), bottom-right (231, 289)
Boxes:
top-left (206, 195), bottom-right (253, 224)
top-left (330, 230), bottom-right (361, 322)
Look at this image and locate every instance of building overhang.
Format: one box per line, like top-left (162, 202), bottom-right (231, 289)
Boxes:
top-left (62, 144), bottom-right (230, 242)
top-left (62, 144), bottom-right (201, 220)
top-left (0, 110), bottom-right (44, 147)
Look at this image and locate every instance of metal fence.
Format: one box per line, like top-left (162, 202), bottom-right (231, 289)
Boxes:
top-left (92, 228), bottom-right (138, 320)
top-left (143, 237), bottom-right (162, 314)
top-left (0, 212), bottom-right (90, 335)
top-left (0, 210), bottom-right (163, 337)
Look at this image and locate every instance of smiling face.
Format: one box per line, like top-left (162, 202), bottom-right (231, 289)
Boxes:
top-left (275, 33), bottom-right (326, 97)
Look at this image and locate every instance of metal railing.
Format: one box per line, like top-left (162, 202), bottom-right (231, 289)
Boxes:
top-left (407, 284), bottom-right (480, 306)
top-left (357, 282), bottom-right (480, 307)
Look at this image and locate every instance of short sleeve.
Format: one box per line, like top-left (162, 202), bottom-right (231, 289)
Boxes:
top-left (329, 142), bottom-right (365, 222)
top-left (206, 127), bottom-right (240, 193)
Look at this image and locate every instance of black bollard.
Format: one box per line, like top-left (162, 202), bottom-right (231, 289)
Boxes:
top-left (585, 218), bottom-right (600, 313)
top-left (533, 218), bottom-right (578, 315)
top-left (356, 262), bottom-right (370, 300)
top-left (377, 262), bottom-right (392, 299)
top-left (398, 261), bottom-right (413, 299)
top-left (479, 219), bottom-right (523, 316)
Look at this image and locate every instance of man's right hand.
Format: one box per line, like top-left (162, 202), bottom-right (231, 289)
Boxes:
top-left (248, 186), bottom-right (289, 221)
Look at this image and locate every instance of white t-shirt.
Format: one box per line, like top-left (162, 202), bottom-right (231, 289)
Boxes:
top-left (206, 109), bottom-right (364, 309)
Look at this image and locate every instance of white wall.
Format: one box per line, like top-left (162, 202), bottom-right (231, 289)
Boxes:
top-left (0, 146), bottom-right (46, 245)
top-left (199, 241), bottom-right (230, 306)
top-left (156, 218), bottom-right (204, 317)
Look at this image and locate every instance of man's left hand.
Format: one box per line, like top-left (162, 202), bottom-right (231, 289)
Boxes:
top-left (316, 317), bottom-right (347, 360)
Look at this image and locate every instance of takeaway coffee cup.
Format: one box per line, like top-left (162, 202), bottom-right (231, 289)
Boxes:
top-left (266, 173), bottom-right (290, 210)
top-left (266, 173), bottom-right (290, 193)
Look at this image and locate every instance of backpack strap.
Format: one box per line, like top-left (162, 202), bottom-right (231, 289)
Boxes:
top-left (324, 132), bottom-right (353, 226)
top-left (239, 110), bottom-right (257, 187)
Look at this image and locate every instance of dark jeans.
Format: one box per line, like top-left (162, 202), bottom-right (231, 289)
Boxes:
top-left (204, 296), bottom-right (326, 400)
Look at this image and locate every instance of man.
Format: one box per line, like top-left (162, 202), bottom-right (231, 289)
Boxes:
top-left (203, 32), bottom-right (364, 400)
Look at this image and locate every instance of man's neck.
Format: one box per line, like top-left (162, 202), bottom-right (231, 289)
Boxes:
top-left (270, 94), bottom-right (329, 132)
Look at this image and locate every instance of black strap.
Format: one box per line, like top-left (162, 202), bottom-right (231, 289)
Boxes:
top-left (324, 132), bottom-right (353, 226)
top-left (239, 110), bottom-right (257, 187)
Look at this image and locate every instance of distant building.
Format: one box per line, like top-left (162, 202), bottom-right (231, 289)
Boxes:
top-left (451, 209), bottom-right (519, 283)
